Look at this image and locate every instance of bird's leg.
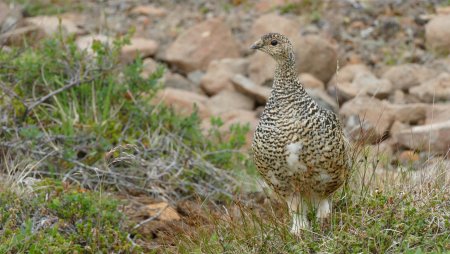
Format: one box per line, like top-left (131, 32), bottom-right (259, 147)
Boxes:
top-left (287, 194), bottom-right (309, 236)
top-left (316, 198), bottom-right (331, 229)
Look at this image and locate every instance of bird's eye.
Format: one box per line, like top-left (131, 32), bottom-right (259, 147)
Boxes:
top-left (271, 40), bottom-right (278, 46)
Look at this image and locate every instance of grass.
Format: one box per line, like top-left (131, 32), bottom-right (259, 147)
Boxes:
top-left (0, 178), bottom-right (135, 253)
top-left (170, 158), bottom-right (450, 253)
top-left (1, 4), bottom-right (450, 253)
top-left (0, 27), bottom-right (252, 252)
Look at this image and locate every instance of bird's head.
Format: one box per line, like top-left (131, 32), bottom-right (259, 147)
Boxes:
top-left (250, 33), bottom-right (295, 63)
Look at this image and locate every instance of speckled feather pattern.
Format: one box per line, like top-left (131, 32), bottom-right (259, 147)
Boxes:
top-left (251, 33), bottom-right (349, 199)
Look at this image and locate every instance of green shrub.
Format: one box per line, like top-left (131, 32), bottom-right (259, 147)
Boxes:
top-left (0, 30), bottom-right (251, 201)
top-left (0, 179), bottom-right (136, 253)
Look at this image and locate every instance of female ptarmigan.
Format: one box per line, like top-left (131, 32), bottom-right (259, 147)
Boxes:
top-left (251, 33), bottom-right (349, 235)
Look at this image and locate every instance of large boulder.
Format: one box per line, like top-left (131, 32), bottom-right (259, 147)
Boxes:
top-left (250, 13), bottom-right (300, 42)
top-left (247, 52), bottom-right (276, 86)
top-left (165, 18), bottom-right (240, 73)
top-left (24, 15), bottom-right (84, 36)
top-left (298, 73), bottom-right (325, 90)
top-left (425, 15), bottom-right (450, 54)
top-left (340, 96), bottom-right (394, 141)
top-left (295, 35), bottom-right (338, 83)
top-left (382, 64), bottom-right (437, 91)
top-left (200, 58), bottom-right (248, 95)
top-left (425, 103), bottom-right (450, 124)
top-left (410, 73), bottom-right (450, 102)
top-left (151, 88), bottom-right (210, 119)
top-left (207, 90), bottom-right (254, 115)
top-left (393, 121), bottom-right (450, 154)
top-left (328, 64), bottom-right (391, 101)
top-left (120, 37), bottom-right (159, 63)
top-left (231, 74), bottom-right (271, 104)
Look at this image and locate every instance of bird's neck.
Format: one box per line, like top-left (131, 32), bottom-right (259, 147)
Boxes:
top-left (273, 58), bottom-right (304, 92)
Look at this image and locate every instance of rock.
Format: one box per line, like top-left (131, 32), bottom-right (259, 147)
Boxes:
top-left (219, 110), bottom-right (259, 148)
top-left (141, 59), bottom-right (200, 92)
top-left (254, 0), bottom-right (289, 13)
top-left (390, 121), bottom-right (409, 138)
top-left (141, 58), bottom-right (162, 78)
top-left (248, 52), bottom-right (276, 86)
top-left (327, 64), bottom-right (372, 101)
top-left (187, 70), bottom-right (205, 85)
top-left (76, 34), bottom-right (110, 52)
top-left (382, 64), bottom-right (437, 91)
top-left (298, 73), bottom-right (325, 90)
top-left (200, 58), bottom-right (248, 95)
top-left (295, 35), bottom-right (338, 83)
top-left (398, 150), bottom-right (420, 165)
top-left (425, 15), bottom-right (450, 54)
top-left (393, 121), bottom-right (450, 154)
top-left (231, 74), bottom-right (271, 104)
top-left (354, 72), bottom-right (392, 99)
top-left (0, 25), bottom-right (46, 46)
top-left (0, 3), bottom-right (22, 34)
top-left (164, 73), bottom-right (201, 93)
top-left (329, 64), bottom-right (372, 86)
top-left (76, 35), bottom-right (158, 61)
top-left (165, 18), bottom-right (240, 73)
top-left (333, 71), bottom-right (392, 101)
top-left (436, 6), bottom-right (450, 15)
top-left (140, 202), bottom-right (180, 221)
top-left (410, 73), bottom-right (450, 102)
top-left (428, 58), bottom-right (450, 74)
top-left (306, 88), bottom-right (338, 113)
top-left (250, 13), bottom-right (300, 42)
top-left (389, 90), bottom-right (406, 104)
top-left (121, 37), bottom-right (159, 63)
top-left (340, 96), bottom-right (394, 141)
top-left (130, 5), bottom-right (167, 17)
top-left (151, 88), bottom-right (210, 119)
top-left (207, 90), bottom-right (254, 115)
top-left (425, 104), bottom-right (450, 124)
top-left (0, 1), bottom-right (10, 25)
top-left (24, 15), bottom-right (83, 36)
top-left (389, 103), bottom-right (428, 124)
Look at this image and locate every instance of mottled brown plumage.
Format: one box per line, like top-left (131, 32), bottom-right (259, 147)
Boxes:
top-left (251, 33), bottom-right (349, 235)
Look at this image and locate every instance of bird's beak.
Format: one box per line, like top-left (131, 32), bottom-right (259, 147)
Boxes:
top-left (250, 39), bottom-right (263, 50)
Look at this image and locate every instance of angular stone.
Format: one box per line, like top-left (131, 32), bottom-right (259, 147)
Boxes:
top-left (165, 18), bottom-right (240, 73)
top-left (231, 74), bottom-right (271, 104)
top-left (0, 25), bottom-right (46, 46)
top-left (410, 73), bottom-right (450, 102)
top-left (151, 88), bottom-right (210, 119)
top-left (207, 90), bottom-right (254, 115)
top-left (425, 104), bottom-right (450, 124)
top-left (393, 121), bottom-right (450, 154)
top-left (382, 64), bottom-right (437, 91)
top-left (24, 15), bottom-right (84, 35)
top-left (298, 73), bottom-right (325, 90)
top-left (121, 37), bottom-right (159, 62)
top-left (130, 5), bottom-right (167, 17)
top-left (247, 52), bottom-right (276, 86)
top-left (295, 35), bottom-right (338, 83)
top-left (340, 96), bottom-right (394, 141)
top-left (425, 15), bottom-right (450, 54)
top-left (250, 13), bottom-right (300, 42)
top-left (200, 58), bottom-right (248, 95)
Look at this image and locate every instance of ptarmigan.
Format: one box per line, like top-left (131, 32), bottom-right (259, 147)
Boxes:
top-left (251, 33), bottom-right (349, 235)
